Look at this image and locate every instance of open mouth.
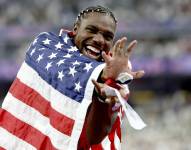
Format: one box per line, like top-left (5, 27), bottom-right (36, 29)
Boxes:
top-left (84, 45), bottom-right (101, 59)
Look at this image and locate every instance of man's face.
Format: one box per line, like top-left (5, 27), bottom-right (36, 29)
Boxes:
top-left (73, 12), bottom-right (116, 61)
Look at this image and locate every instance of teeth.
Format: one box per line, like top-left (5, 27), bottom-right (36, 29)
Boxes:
top-left (86, 46), bottom-right (100, 53)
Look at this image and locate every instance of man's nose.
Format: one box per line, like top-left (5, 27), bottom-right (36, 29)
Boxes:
top-left (92, 33), bottom-right (105, 46)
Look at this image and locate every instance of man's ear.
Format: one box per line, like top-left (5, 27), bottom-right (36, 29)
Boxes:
top-left (72, 24), bottom-right (78, 36)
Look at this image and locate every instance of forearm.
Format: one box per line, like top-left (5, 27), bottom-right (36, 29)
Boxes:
top-left (86, 95), bottom-right (117, 145)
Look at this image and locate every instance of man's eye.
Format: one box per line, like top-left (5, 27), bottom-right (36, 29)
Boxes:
top-left (104, 34), bottom-right (113, 41)
top-left (86, 28), bottom-right (97, 33)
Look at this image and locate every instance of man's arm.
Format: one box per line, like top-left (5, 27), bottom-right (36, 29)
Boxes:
top-left (84, 38), bottom-right (145, 145)
top-left (86, 93), bottom-right (118, 144)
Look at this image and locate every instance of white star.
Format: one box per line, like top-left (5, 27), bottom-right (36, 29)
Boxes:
top-left (48, 52), bottom-right (57, 59)
top-left (43, 38), bottom-right (51, 45)
top-left (58, 70), bottom-right (64, 81)
top-left (63, 53), bottom-right (72, 58)
top-left (56, 59), bottom-right (65, 66)
top-left (75, 81), bottom-right (82, 92)
top-left (39, 48), bottom-right (46, 51)
top-left (30, 48), bottom-right (36, 56)
top-left (68, 46), bottom-right (78, 52)
top-left (36, 54), bottom-right (44, 63)
top-left (55, 42), bottom-right (63, 50)
top-left (64, 36), bottom-right (69, 43)
top-left (33, 38), bottom-right (38, 45)
top-left (68, 66), bottom-right (77, 77)
top-left (72, 60), bottom-right (81, 66)
top-left (45, 62), bottom-right (53, 71)
top-left (84, 63), bottom-right (93, 72)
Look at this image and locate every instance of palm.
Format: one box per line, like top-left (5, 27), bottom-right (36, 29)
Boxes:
top-left (102, 37), bottom-right (144, 80)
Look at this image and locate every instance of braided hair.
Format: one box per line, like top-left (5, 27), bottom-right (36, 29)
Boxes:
top-left (74, 5), bottom-right (117, 26)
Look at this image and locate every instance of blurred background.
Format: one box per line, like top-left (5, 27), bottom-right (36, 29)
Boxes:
top-left (0, 0), bottom-right (191, 149)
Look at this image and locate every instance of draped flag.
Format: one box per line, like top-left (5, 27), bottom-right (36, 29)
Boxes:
top-left (0, 31), bottom-right (124, 150)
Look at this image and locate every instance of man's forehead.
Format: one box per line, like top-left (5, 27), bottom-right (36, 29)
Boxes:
top-left (81, 12), bottom-right (116, 30)
top-left (84, 12), bottom-right (114, 21)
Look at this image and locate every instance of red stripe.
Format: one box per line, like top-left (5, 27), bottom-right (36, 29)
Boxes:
top-left (108, 131), bottom-right (115, 150)
top-left (0, 109), bottom-right (56, 150)
top-left (9, 78), bottom-right (74, 136)
top-left (108, 116), bottom-right (121, 150)
top-left (0, 147), bottom-right (6, 150)
top-left (91, 144), bottom-right (103, 150)
top-left (115, 117), bottom-right (121, 141)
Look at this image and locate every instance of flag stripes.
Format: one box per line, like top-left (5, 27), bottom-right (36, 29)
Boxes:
top-left (10, 78), bottom-right (74, 136)
top-left (17, 62), bottom-right (79, 120)
top-left (2, 93), bottom-right (70, 149)
top-left (0, 126), bottom-right (36, 150)
top-left (0, 109), bottom-right (55, 150)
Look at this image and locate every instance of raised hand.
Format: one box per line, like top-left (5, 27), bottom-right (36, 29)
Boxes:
top-left (101, 37), bottom-right (145, 81)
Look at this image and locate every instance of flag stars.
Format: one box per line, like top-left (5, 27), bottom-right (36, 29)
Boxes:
top-left (33, 38), bottom-right (38, 45)
top-left (68, 46), bottom-right (78, 52)
top-left (36, 54), bottom-right (44, 63)
top-left (55, 42), bottom-right (63, 50)
top-left (84, 63), bottom-right (93, 72)
top-left (68, 66), bottom-right (77, 77)
top-left (63, 53), bottom-right (72, 58)
top-left (64, 36), bottom-right (69, 43)
top-left (57, 59), bottom-right (65, 66)
top-left (30, 48), bottom-right (36, 56)
top-left (39, 48), bottom-right (46, 51)
top-left (48, 52), bottom-right (57, 59)
top-left (72, 60), bottom-right (81, 66)
top-left (45, 62), bottom-right (53, 71)
top-left (43, 38), bottom-right (51, 45)
top-left (58, 71), bottom-right (64, 81)
top-left (75, 81), bottom-right (82, 92)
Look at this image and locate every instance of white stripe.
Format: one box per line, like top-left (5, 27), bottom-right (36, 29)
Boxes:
top-left (68, 63), bottom-right (105, 150)
top-left (0, 127), bottom-right (36, 150)
top-left (101, 136), bottom-right (111, 150)
top-left (2, 93), bottom-right (70, 149)
top-left (114, 132), bottom-right (121, 150)
top-left (17, 62), bottom-right (79, 120)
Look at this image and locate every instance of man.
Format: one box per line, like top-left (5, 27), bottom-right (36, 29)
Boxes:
top-left (72, 5), bottom-right (145, 149)
top-left (0, 5), bottom-right (144, 150)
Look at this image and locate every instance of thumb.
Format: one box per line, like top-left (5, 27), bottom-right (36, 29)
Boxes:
top-left (102, 51), bottom-right (110, 64)
top-left (131, 70), bottom-right (145, 79)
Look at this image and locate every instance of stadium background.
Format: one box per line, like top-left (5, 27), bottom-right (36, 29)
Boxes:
top-left (0, 0), bottom-right (191, 149)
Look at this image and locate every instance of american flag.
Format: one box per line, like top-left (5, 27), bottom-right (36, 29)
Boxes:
top-left (0, 30), bottom-right (123, 150)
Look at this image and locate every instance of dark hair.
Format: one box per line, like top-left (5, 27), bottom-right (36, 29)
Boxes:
top-left (75, 5), bottom-right (117, 25)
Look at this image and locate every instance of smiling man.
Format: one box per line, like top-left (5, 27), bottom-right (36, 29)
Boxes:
top-left (0, 5), bottom-right (145, 150)
top-left (70, 6), bottom-right (145, 149)
top-left (73, 8), bottom-right (116, 62)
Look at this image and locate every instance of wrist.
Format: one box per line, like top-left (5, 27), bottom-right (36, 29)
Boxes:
top-left (105, 78), bottom-right (121, 90)
top-left (94, 89), bottom-right (106, 103)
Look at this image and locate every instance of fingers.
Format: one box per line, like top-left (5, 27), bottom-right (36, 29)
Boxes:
top-left (113, 37), bottom-right (127, 56)
top-left (92, 80), bottom-right (118, 106)
top-left (127, 40), bottom-right (137, 52)
top-left (119, 37), bottom-right (127, 50)
top-left (131, 70), bottom-right (145, 79)
top-left (112, 39), bottom-right (121, 56)
top-left (112, 37), bottom-right (137, 57)
top-left (105, 97), bottom-right (118, 105)
top-left (101, 51), bottom-right (110, 65)
top-left (92, 79), bottom-right (102, 93)
top-left (126, 40), bottom-right (137, 56)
